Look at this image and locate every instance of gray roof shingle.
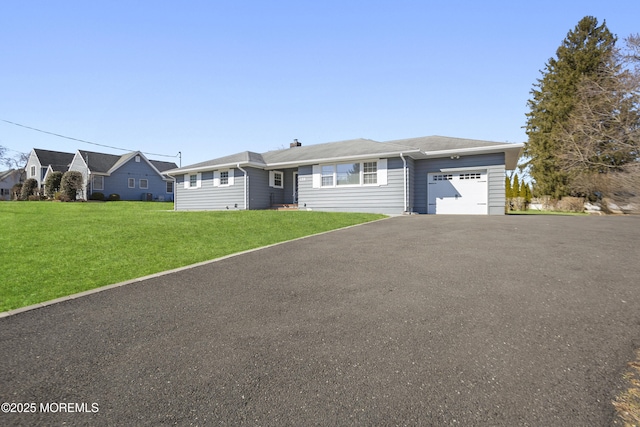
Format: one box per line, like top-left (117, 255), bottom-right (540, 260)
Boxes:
top-left (34, 149), bottom-right (75, 172)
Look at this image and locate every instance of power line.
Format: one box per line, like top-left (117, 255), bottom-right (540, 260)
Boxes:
top-left (1, 119), bottom-right (179, 159)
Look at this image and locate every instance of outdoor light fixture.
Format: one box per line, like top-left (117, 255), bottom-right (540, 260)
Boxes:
top-left (450, 155), bottom-right (460, 159)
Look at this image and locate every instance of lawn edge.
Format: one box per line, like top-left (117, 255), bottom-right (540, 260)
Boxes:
top-left (0, 216), bottom-right (390, 318)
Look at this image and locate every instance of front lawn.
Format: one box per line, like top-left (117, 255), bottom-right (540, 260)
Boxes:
top-left (0, 202), bottom-right (384, 312)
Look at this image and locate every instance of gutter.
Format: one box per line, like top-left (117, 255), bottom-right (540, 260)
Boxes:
top-left (400, 153), bottom-right (408, 213)
top-left (236, 164), bottom-right (248, 210)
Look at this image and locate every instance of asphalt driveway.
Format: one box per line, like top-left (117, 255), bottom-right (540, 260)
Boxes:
top-left (1, 215), bottom-right (639, 426)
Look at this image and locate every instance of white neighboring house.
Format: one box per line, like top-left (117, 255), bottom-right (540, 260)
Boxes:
top-left (0, 169), bottom-right (24, 200)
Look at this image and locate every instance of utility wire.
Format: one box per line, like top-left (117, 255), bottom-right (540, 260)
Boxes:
top-left (1, 119), bottom-right (179, 159)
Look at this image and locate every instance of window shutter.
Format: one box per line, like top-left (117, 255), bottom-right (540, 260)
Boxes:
top-left (312, 165), bottom-right (321, 188)
top-left (378, 159), bottom-right (387, 186)
top-left (184, 174), bottom-right (190, 189)
top-left (213, 171), bottom-right (220, 187)
top-left (228, 168), bottom-right (234, 186)
top-left (196, 173), bottom-right (202, 188)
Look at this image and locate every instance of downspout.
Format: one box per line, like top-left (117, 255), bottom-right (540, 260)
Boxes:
top-left (236, 164), bottom-right (248, 210)
top-left (400, 153), bottom-right (407, 213)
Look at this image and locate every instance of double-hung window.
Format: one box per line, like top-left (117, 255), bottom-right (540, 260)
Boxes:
top-left (140, 179), bottom-right (148, 189)
top-left (92, 176), bottom-right (104, 191)
top-left (189, 174), bottom-right (198, 187)
top-left (321, 165), bottom-right (334, 187)
top-left (363, 162), bottom-right (377, 184)
top-left (220, 171), bottom-right (229, 186)
top-left (128, 178), bottom-right (135, 188)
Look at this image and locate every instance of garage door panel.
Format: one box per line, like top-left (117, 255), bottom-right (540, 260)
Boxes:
top-left (428, 171), bottom-right (487, 214)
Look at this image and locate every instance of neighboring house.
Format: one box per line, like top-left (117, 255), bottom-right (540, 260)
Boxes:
top-left (68, 150), bottom-right (177, 201)
top-left (24, 149), bottom-right (75, 190)
top-left (0, 169), bottom-right (24, 200)
top-left (166, 135), bottom-right (524, 215)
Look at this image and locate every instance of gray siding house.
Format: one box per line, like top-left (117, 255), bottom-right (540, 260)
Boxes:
top-left (167, 136), bottom-right (523, 215)
top-left (24, 149), bottom-right (75, 190)
top-left (0, 169), bottom-right (24, 200)
top-left (68, 150), bottom-right (177, 201)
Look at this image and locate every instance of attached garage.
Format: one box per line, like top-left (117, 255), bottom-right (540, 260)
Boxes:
top-left (427, 170), bottom-right (488, 214)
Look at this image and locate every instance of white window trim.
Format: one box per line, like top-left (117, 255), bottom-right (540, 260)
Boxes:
top-left (139, 179), bottom-right (149, 189)
top-left (166, 181), bottom-right (173, 193)
top-left (128, 178), bottom-right (135, 188)
top-left (214, 169), bottom-right (234, 187)
top-left (184, 173), bottom-right (202, 189)
top-left (312, 159), bottom-right (387, 188)
top-left (269, 170), bottom-right (284, 188)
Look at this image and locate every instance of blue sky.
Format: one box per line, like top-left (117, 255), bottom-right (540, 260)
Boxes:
top-left (1, 0), bottom-right (638, 167)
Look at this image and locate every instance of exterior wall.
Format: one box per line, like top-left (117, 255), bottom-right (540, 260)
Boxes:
top-left (98, 158), bottom-right (174, 201)
top-left (24, 151), bottom-right (44, 188)
top-left (0, 170), bottom-right (23, 200)
top-left (174, 168), bottom-right (245, 210)
top-left (68, 154), bottom-right (89, 199)
top-left (413, 153), bottom-right (506, 215)
top-left (297, 158), bottom-right (406, 215)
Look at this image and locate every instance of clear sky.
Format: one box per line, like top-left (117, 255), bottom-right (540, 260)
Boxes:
top-left (1, 0), bottom-right (638, 167)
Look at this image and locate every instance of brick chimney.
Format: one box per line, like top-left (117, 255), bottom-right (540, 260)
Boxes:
top-left (290, 139), bottom-right (302, 148)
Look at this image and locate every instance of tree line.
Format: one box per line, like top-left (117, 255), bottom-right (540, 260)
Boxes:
top-left (524, 16), bottom-right (639, 212)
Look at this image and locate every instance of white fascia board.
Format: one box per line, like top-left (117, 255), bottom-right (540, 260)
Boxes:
top-left (421, 143), bottom-right (524, 157)
top-left (166, 161), bottom-right (265, 176)
top-left (264, 150), bottom-right (422, 169)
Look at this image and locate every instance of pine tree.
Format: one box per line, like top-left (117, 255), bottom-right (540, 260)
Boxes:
top-left (512, 174), bottom-right (521, 198)
top-left (524, 16), bottom-right (617, 198)
top-left (505, 175), bottom-right (512, 199)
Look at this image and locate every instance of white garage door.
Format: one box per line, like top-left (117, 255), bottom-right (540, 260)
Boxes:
top-left (428, 171), bottom-right (488, 214)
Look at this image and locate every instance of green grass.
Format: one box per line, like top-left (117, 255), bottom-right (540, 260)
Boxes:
top-left (0, 202), bottom-right (384, 312)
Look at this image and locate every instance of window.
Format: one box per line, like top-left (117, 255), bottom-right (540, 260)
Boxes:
top-left (185, 173), bottom-right (201, 189)
top-left (314, 160), bottom-right (385, 188)
top-left (135, 155), bottom-right (140, 162)
top-left (363, 162), bottom-right (377, 184)
top-left (433, 174), bottom-right (453, 181)
top-left (269, 171), bottom-right (283, 188)
top-left (460, 173), bottom-right (481, 180)
top-left (166, 181), bottom-right (173, 193)
top-left (273, 171), bottom-right (282, 187)
top-left (30, 166), bottom-right (36, 177)
top-left (140, 179), bottom-right (148, 189)
top-left (337, 163), bottom-right (360, 186)
top-left (92, 176), bottom-right (104, 191)
top-left (321, 165), bottom-right (334, 187)
top-left (220, 171), bottom-right (229, 186)
top-left (128, 178), bottom-right (135, 188)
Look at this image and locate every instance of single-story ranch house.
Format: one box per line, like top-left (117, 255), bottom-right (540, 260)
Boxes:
top-left (166, 136), bottom-right (524, 215)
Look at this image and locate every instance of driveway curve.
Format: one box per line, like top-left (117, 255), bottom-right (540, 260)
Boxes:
top-left (1, 215), bottom-right (639, 426)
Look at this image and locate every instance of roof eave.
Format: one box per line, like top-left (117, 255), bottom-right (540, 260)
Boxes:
top-left (264, 149), bottom-right (423, 169)
top-left (166, 161), bottom-right (267, 175)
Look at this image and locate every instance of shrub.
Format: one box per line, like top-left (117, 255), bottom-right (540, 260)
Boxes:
top-left (60, 171), bottom-right (84, 201)
top-left (557, 196), bottom-right (585, 213)
top-left (89, 192), bottom-right (105, 201)
top-left (108, 193), bottom-right (121, 201)
top-left (20, 178), bottom-right (39, 200)
top-left (11, 183), bottom-right (22, 200)
top-left (44, 171), bottom-right (63, 199)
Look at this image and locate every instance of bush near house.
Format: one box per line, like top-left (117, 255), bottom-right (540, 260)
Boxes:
top-left (20, 178), bottom-right (38, 200)
top-left (108, 193), bottom-right (121, 201)
top-left (44, 171), bottom-right (63, 199)
top-left (89, 192), bottom-right (105, 201)
top-left (60, 171), bottom-right (84, 200)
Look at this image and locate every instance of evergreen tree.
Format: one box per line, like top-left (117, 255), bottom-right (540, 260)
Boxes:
top-left (512, 174), bottom-right (521, 198)
top-left (524, 16), bottom-right (617, 198)
top-left (505, 175), bottom-right (512, 199)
